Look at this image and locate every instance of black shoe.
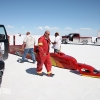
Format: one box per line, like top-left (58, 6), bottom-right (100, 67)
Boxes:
top-left (33, 61), bottom-right (36, 64)
top-left (18, 59), bottom-right (24, 63)
top-left (37, 72), bottom-right (43, 76)
top-left (19, 60), bottom-right (24, 63)
top-left (47, 73), bottom-right (55, 77)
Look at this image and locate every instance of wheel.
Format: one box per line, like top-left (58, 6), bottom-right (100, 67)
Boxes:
top-left (18, 58), bottom-right (22, 63)
top-left (62, 39), bottom-right (67, 44)
top-left (0, 61), bottom-right (5, 87)
top-left (15, 51), bottom-right (21, 56)
top-left (82, 40), bottom-right (88, 45)
top-left (0, 71), bottom-right (3, 86)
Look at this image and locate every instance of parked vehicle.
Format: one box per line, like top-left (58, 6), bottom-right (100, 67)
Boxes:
top-left (0, 25), bottom-right (9, 87)
top-left (62, 33), bottom-right (92, 44)
top-left (94, 30), bottom-right (100, 46)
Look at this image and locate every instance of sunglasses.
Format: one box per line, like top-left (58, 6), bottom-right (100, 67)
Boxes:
top-left (47, 34), bottom-right (50, 35)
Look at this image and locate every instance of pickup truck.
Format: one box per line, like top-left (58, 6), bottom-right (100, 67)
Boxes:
top-left (62, 33), bottom-right (92, 44)
top-left (0, 25), bottom-right (9, 87)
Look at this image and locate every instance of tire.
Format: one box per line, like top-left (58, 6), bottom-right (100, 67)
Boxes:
top-left (0, 71), bottom-right (3, 86)
top-left (62, 39), bottom-right (67, 44)
top-left (15, 51), bottom-right (18, 55)
top-left (0, 61), bottom-right (5, 87)
top-left (82, 40), bottom-right (88, 45)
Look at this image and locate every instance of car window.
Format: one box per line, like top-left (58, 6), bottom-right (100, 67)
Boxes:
top-left (81, 68), bottom-right (91, 73)
top-left (0, 27), bottom-right (6, 40)
top-left (93, 69), bottom-right (99, 74)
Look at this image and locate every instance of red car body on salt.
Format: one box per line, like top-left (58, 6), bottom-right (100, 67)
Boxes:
top-left (8, 35), bottom-right (100, 78)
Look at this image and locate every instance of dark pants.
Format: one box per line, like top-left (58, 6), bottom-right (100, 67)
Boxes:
top-left (54, 49), bottom-right (59, 53)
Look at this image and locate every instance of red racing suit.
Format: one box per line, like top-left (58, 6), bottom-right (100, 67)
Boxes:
top-left (36, 35), bottom-right (52, 74)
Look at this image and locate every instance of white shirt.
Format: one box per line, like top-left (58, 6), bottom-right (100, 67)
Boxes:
top-left (53, 36), bottom-right (62, 50)
top-left (23, 35), bottom-right (36, 49)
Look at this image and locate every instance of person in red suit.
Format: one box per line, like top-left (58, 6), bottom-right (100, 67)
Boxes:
top-left (36, 30), bottom-right (54, 77)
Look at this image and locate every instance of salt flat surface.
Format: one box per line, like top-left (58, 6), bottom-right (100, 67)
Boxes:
top-left (0, 35), bottom-right (100, 100)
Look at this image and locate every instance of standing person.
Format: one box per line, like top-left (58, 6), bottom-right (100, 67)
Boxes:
top-left (52, 32), bottom-right (62, 53)
top-left (36, 30), bottom-right (54, 77)
top-left (20, 32), bottom-right (36, 63)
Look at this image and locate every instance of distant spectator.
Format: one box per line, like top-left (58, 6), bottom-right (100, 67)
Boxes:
top-left (18, 33), bottom-right (21, 36)
top-left (20, 32), bottom-right (36, 63)
top-left (51, 32), bottom-right (62, 53)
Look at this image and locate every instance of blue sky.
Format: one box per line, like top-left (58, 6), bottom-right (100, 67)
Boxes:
top-left (0, 0), bottom-right (100, 36)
